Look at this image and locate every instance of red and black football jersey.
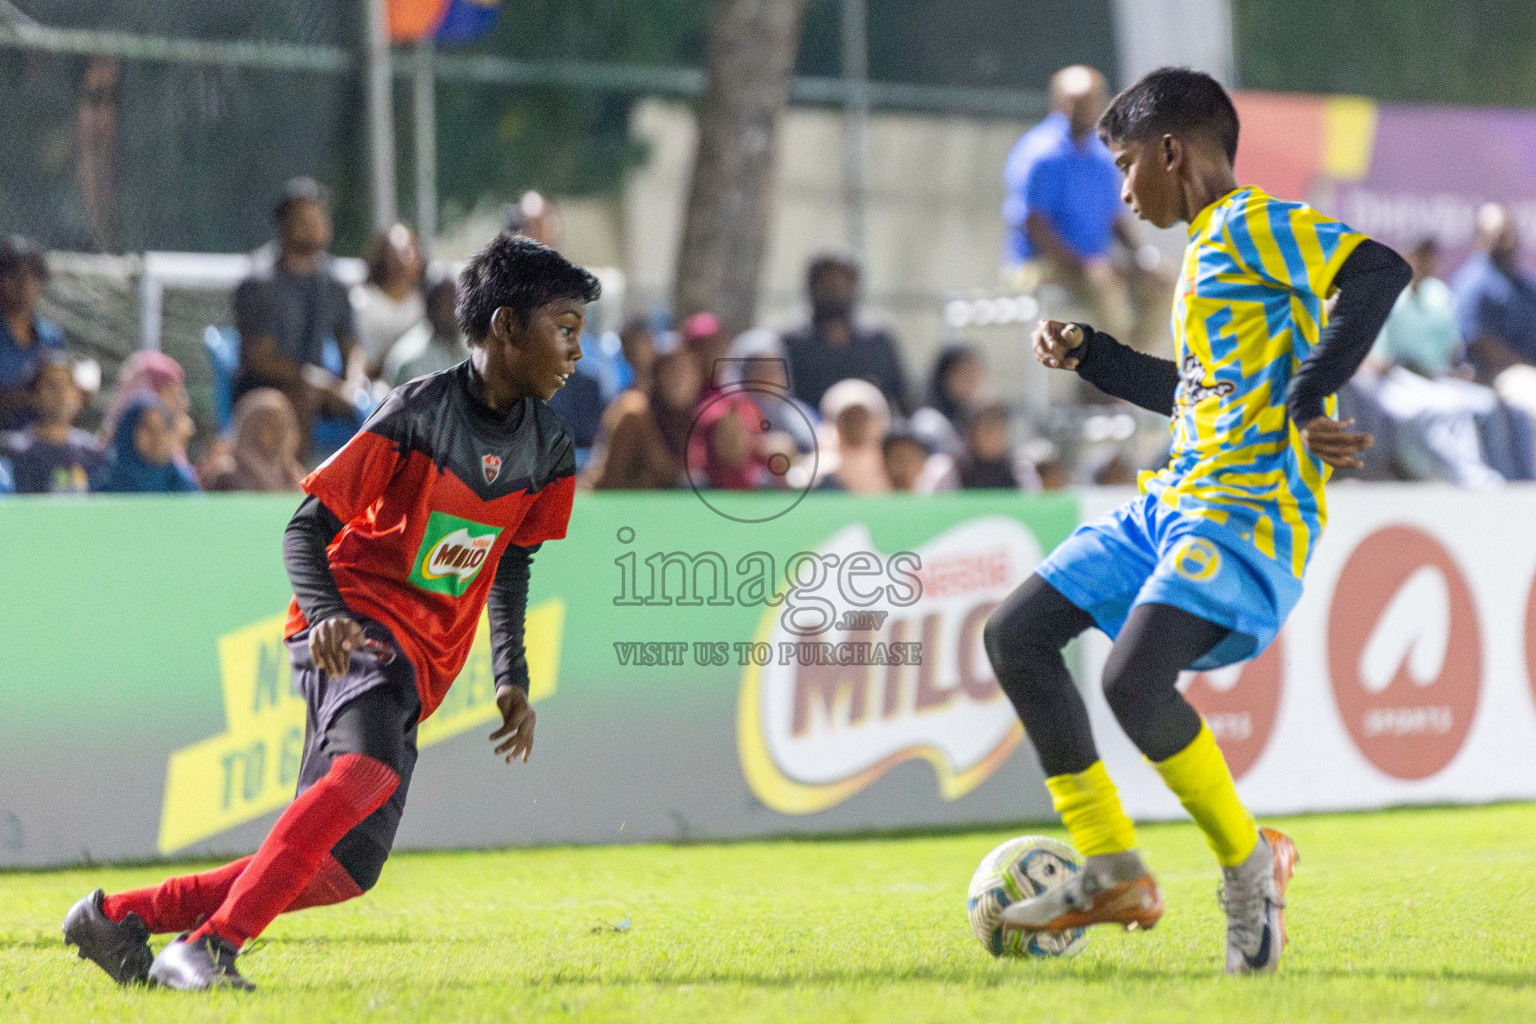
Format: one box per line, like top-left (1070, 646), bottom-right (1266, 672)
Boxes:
top-left (285, 361), bottom-right (575, 719)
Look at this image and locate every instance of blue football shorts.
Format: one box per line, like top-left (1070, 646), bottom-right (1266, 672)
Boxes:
top-left (1035, 492), bottom-right (1304, 670)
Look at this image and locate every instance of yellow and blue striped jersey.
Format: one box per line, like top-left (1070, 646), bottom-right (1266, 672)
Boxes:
top-left (1141, 186), bottom-right (1365, 578)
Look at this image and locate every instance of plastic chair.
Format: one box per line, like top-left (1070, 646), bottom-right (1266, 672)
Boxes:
top-left (202, 326), bottom-right (240, 433)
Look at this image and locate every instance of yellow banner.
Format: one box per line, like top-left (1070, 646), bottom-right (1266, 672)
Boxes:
top-left (156, 601), bottom-right (563, 854)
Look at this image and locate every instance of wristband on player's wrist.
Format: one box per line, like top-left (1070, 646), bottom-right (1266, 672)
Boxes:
top-left (310, 608), bottom-right (353, 630)
top-left (1069, 322), bottom-right (1096, 360)
top-left (495, 675), bottom-right (531, 695)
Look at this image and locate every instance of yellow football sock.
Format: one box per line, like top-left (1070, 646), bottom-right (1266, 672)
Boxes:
top-left (1045, 761), bottom-right (1137, 857)
top-left (1153, 723), bottom-right (1258, 867)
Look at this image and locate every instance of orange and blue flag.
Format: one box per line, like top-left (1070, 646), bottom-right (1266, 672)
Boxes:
top-left (388, 0), bottom-right (500, 45)
top-left (435, 0), bottom-right (501, 44)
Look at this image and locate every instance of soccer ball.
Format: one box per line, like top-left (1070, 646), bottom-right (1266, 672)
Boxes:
top-left (966, 835), bottom-right (1087, 957)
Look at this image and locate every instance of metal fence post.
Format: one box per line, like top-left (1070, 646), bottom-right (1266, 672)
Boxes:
top-left (364, 0), bottom-right (398, 230)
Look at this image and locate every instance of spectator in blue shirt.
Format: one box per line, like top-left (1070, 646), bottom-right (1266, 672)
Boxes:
top-left (1453, 204), bottom-right (1536, 427)
top-left (0, 235), bottom-right (66, 431)
top-left (1002, 66), bottom-right (1167, 351)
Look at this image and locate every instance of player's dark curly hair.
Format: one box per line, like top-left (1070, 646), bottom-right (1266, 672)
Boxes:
top-left (1097, 67), bottom-right (1240, 163)
top-left (456, 232), bottom-right (601, 344)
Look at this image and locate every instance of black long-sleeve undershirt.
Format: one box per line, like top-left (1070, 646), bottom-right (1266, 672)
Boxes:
top-left (283, 495), bottom-right (350, 628)
top-left (283, 495), bottom-right (539, 694)
top-left (1286, 238), bottom-right (1411, 423)
top-left (1071, 237), bottom-right (1411, 423)
top-left (1071, 325), bottom-right (1181, 416)
top-left (488, 542), bottom-right (539, 694)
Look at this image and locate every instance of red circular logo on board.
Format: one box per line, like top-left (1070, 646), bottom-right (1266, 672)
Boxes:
top-left (1181, 635), bottom-right (1284, 780)
top-left (1328, 526), bottom-right (1481, 780)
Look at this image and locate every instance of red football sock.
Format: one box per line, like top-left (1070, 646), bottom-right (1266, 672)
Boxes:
top-left (102, 851), bottom-right (365, 934)
top-left (285, 854), bottom-right (366, 912)
top-left (189, 753), bottom-right (398, 948)
top-left (102, 856), bottom-right (253, 934)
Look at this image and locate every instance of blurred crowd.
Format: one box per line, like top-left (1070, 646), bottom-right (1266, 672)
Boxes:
top-left (4, 63), bottom-right (1536, 497)
top-left (0, 176), bottom-right (1076, 499)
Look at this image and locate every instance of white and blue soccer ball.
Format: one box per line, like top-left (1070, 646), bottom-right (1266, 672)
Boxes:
top-left (967, 835), bottom-right (1088, 958)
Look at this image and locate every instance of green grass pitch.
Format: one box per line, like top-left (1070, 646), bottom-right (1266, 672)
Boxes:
top-left (3, 803), bottom-right (1534, 1023)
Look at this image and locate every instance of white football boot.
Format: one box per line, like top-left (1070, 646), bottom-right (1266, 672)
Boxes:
top-left (1221, 827), bottom-right (1298, 974)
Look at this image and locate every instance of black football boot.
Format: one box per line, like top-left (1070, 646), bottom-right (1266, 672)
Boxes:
top-left (62, 889), bottom-right (154, 985)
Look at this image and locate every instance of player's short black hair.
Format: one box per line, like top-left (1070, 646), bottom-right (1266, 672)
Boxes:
top-left (0, 234), bottom-right (49, 281)
top-left (455, 232), bottom-right (601, 344)
top-left (1097, 67), bottom-right (1240, 163)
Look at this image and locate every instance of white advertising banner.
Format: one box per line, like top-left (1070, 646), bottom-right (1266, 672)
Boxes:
top-left (1079, 485), bottom-right (1536, 819)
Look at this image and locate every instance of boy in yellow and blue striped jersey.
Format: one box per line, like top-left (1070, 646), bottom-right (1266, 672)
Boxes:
top-left (981, 68), bottom-right (1410, 974)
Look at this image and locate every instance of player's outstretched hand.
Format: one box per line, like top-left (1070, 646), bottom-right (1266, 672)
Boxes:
top-left (491, 685), bottom-right (536, 764)
top-left (1300, 415), bottom-right (1374, 469)
top-left (1033, 319), bottom-right (1086, 371)
top-left (311, 615), bottom-right (366, 678)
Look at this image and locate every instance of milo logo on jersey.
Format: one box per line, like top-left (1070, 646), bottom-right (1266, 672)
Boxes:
top-left (410, 511), bottom-right (503, 596)
top-left (738, 518), bottom-right (1040, 814)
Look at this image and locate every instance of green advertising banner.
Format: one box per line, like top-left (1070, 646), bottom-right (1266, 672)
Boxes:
top-left (0, 491), bottom-right (1079, 867)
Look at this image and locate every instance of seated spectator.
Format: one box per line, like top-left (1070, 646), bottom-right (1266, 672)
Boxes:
top-left (727, 328), bottom-right (819, 454)
top-left (200, 388), bottom-right (305, 492)
top-left (232, 177), bottom-right (367, 452)
top-left (93, 393), bottom-right (200, 493)
top-left (690, 394), bottom-right (779, 491)
top-left (618, 317), bottom-right (659, 394)
top-left (1024, 439), bottom-right (1070, 491)
top-left (683, 311), bottom-right (731, 393)
top-left (1001, 66), bottom-right (1168, 351)
top-left (883, 428), bottom-right (932, 494)
top-left (1454, 202), bottom-right (1536, 420)
top-left (546, 364), bottom-right (605, 454)
top-left (102, 350), bottom-right (195, 464)
top-left (386, 279), bottom-right (470, 386)
top-left (815, 378), bottom-right (891, 493)
top-left (958, 403), bottom-right (1020, 489)
top-left (917, 344), bottom-right (988, 458)
top-left (1370, 238), bottom-right (1464, 379)
top-left (927, 344), bottom-right (985, 427)
top-left (783, 252), bottom-right (909, 414)
top-left (1356, 237), bottom-right (1520, 486)
top-left (352, 223), bottom-right (426, 378)
top-left (1088, 449), bottom-right (1139, 486)
top-left (684, 316), bottom-right (782, 490)
top-left (3, 353), bottom-right (103, 494)
top-left (583, 350), bottom-right (701, 490)
top-left (0, 235), bottom-right (66, 431)
top-left (546, 306), bottom-right (611, 454)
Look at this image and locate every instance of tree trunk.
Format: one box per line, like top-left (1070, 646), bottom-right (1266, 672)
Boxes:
top-left (672, 0), bottom-right (807, 341)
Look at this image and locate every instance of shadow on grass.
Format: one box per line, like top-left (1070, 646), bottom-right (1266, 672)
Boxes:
top-left (24, 952), bottom-right (1536, 1000)
top-left (238, 950), bottom-right (1536, 994)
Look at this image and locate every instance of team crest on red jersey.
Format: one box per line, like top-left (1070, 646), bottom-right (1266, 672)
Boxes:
top-left (481, 454), bottom-right (501, 484)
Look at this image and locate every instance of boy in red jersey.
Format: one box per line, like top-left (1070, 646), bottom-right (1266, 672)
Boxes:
top-left (63, 234), bottom-right (599, 990)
